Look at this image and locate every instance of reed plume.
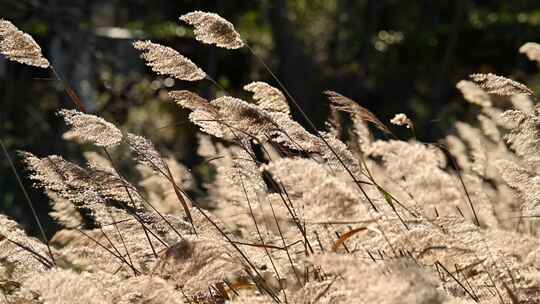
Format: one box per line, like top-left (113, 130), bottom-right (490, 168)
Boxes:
top-left (324, 90), bottom-right (392, 136)
top-left (0, 19), bottom-right (49, 68)
top-left (456, 80), bottom-right (492, 107)
top-left (470, 73), bottom-right (534, 96)
top-left (390, 113), bottom-right (413, 129)
top-left (133, 40), bottom-right (206, 81)
top-left (519, 42), bottom-right (540, 64)
top-left (169, 90), bottom-right (217, 114)
top-left (180, 11), bottom-right (244, 49)
top-left (244, 81), bottom-right (290, 115)
top-left (5, 11), bottom-right (540, 304)
top-left (59, 109), bottom-right (123, 148)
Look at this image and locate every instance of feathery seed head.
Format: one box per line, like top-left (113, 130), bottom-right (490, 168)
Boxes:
top-left (470, 73), bottom-right (534, 96)
top-left (180, 11), bottom-right (244, 49)
top-left (59, 109), bottom-right (122, 147)
top-left (20, 152), bottom-right (140, 223)
top-left (212, 96), bottom-right (279, 140)
top-left (511, 94), bottom-right (534, 112)
top-left (390, 113), bottom-right (413, 129)
top-left (519, 42), bottom-right (540, 64)
top-left (133, 40), bottom-right (206, 81)
top-left (325, 90), bottom-right (392, 135)
top-left (126, 133), bottom-right (167, 174)
top-left (0, 20), bottom-right (49, 68)
top-left (244, 81), bottom-right (290, 115)
top-left (456, 80), bottom-right (492, 107)
top-left (501, 109), bottom-right (540, 167)
top-left (169, 90), bottom-right (217, 114)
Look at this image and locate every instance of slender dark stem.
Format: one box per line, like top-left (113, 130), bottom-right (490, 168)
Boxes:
top-left (76, 228), bottom-right (140, 275)
top-left (106, 208), bottom-right (136, 269)
top-left (436, 261), bottom-right (478, 302)
top-left (99, 227), bottom-right (125, 262)
top-left (239, 175), bottom-right (289, 303)
top-left (312, 276), bottom-right (337, 304)
top-left (245, 43), bottom-right (378, 211)
top-left (266, 194), bottom-right (302, 286)
top-left (102, 148), bottom-right (162, 257)
top-left (6, 238), bottom-right (53, 268)
top-left (50, 66), bottom-right (86, 112)
top-left (124, 140), bottom-right (193, 236)
top-left (0, 139), bottom-right (56, 266)
top-left (436, 143), bottom-right (480, 226)
top-left (192, 205), bottom-right (281, 303)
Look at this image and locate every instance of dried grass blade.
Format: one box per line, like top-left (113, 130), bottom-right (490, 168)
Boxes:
top-left (324, 90), bottom-right (393, 136)
top-left (331, 227), bottom-right (368, 252)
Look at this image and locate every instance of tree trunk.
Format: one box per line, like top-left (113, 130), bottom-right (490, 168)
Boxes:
top-left (268, 0), bottom-right (323, 127)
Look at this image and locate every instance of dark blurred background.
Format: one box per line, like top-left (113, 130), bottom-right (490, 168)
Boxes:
top-left (1, 0), bottom-right (539, 235)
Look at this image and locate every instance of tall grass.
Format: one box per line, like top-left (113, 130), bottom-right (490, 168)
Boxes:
top-left (1, 13), bottom-right (540, 304)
